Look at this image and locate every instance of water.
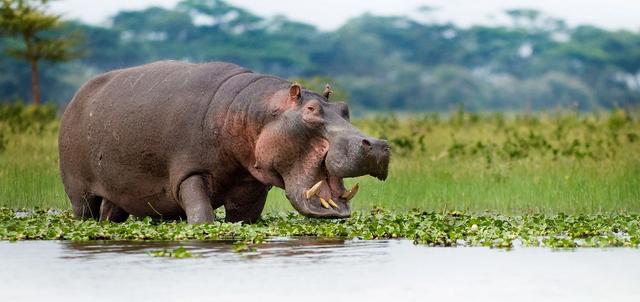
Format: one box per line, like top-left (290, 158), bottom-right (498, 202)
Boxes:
top-left (1, 239), bottom-right (639, 302)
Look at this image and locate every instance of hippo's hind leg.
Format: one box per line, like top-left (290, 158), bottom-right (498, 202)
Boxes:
top-left (224, 179), bottom-right (269, 224)
top-left (71, 193), bottom-right (101, 220)
top-left (178, 175), bottom-right (215, 224)
top-left (99, 199), bottom-right (129, 222)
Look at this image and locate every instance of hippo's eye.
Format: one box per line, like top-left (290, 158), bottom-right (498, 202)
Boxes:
top-left (302, 102), bottom-right (324, 126)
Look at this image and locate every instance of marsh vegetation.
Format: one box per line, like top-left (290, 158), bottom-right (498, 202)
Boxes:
top-left (1, 207), bottom-right (639, 248)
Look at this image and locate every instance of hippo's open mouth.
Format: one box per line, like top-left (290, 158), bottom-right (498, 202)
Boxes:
top-left (282, 134), bottom-right (390, 218)
top-left (284, 158), bottom-right (359, 219)
top-left (301, 171), bottom-right (358, 218)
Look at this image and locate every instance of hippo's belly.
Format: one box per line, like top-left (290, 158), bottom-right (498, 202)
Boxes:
top-left (90, 161), bottom-right (183, 218)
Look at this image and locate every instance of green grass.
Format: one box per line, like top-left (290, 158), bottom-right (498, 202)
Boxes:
top-left (1, 105), bottom-right (639, 214)
top-left (0, 123), bottom-right (68, 208)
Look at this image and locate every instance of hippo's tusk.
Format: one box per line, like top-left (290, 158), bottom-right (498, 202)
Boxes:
top-left (305, 180), bottom-right (324, 199)
top-left (319, 197), bottom-right (330, 209)
top-left (327, 198), bottom-right (338, 209)
top-left (341, 183), bottom-right (359, 201)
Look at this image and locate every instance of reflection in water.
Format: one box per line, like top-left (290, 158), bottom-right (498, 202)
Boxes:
top-left (61, 237), bottom-right (392, 264)
top-left (1, 239), bottom-right (639, 302)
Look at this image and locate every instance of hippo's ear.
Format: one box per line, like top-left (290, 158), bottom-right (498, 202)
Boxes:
top-left (322, 83), bottom-right (333, 100)
top-left (289, 83), bottom-right (302, 103)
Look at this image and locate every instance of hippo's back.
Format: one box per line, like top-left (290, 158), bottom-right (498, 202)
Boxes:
top-left (58, 60), bottom-right (255, 214)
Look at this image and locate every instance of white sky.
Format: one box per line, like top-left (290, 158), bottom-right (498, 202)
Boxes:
top-left (51, 0), bottom-right (640, 31)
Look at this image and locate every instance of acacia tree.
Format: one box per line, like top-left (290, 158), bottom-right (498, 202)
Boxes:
top-left (0, 0), bottom-right (81, 105)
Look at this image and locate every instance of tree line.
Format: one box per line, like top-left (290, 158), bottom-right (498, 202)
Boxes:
top-left (1, 0), bottom-right (639, 111)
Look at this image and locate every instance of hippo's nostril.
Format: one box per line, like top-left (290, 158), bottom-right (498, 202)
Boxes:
top-left (362, 139), bottom-right (371, 147)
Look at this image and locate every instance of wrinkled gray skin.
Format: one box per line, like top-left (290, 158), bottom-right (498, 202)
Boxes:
top-left (59, 61), bottom-right (390, 224)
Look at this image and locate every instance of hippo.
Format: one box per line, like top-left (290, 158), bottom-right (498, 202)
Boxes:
top-left (58, 60), bottom-right (390, 223)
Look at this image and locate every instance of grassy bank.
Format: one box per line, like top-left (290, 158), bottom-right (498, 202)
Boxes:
top-left (1, 104), bottom-right (639, 214)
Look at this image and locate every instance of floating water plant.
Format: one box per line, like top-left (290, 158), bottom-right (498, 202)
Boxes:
top-left (1, 208), bottom-right (638, 248)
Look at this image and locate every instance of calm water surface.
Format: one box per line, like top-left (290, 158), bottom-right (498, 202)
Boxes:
top-left (1, 239), bottom-right (639, 301)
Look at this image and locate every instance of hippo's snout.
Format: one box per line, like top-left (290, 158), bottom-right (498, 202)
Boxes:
top-left (325, 135), bottom-right (390, 181)
top-left (360, 138), bottom-right (390, 180)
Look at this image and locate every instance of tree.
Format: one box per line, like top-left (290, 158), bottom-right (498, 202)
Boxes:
top-left (0, 0), bottom-right (81, 105)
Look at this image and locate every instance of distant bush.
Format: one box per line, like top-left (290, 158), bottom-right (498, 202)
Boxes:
top-left (0, 102), bottom-right (57, 134)
top-left (355, 108), bottom-right (638, 162)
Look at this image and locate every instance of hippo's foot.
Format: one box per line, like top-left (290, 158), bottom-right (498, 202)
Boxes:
top-left (99, 199), bottom-right (129, 222)
top-left (71, 193), bottom-right (102, 220)
top-left (179, 175), bottom-right (215, 224)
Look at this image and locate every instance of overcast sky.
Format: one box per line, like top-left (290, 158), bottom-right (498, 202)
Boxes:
top-left (51, 0), bottom-right (640, 31)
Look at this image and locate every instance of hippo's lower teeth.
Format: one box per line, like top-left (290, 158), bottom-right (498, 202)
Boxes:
top-left (327, 198), bottom-right (339, 208)
top-left (341, 183), bottom-right (359, 201)
top-left (305, 180), bottom-right (324, 199)
top-left (319, 197), bottom-right (330, 209)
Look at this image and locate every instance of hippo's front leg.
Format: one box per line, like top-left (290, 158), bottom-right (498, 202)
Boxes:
top-left (179, 175), bottom-right (215, 224)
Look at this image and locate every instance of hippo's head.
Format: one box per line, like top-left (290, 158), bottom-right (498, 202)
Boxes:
top-left (252, 83), bottom-right (390, 218)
